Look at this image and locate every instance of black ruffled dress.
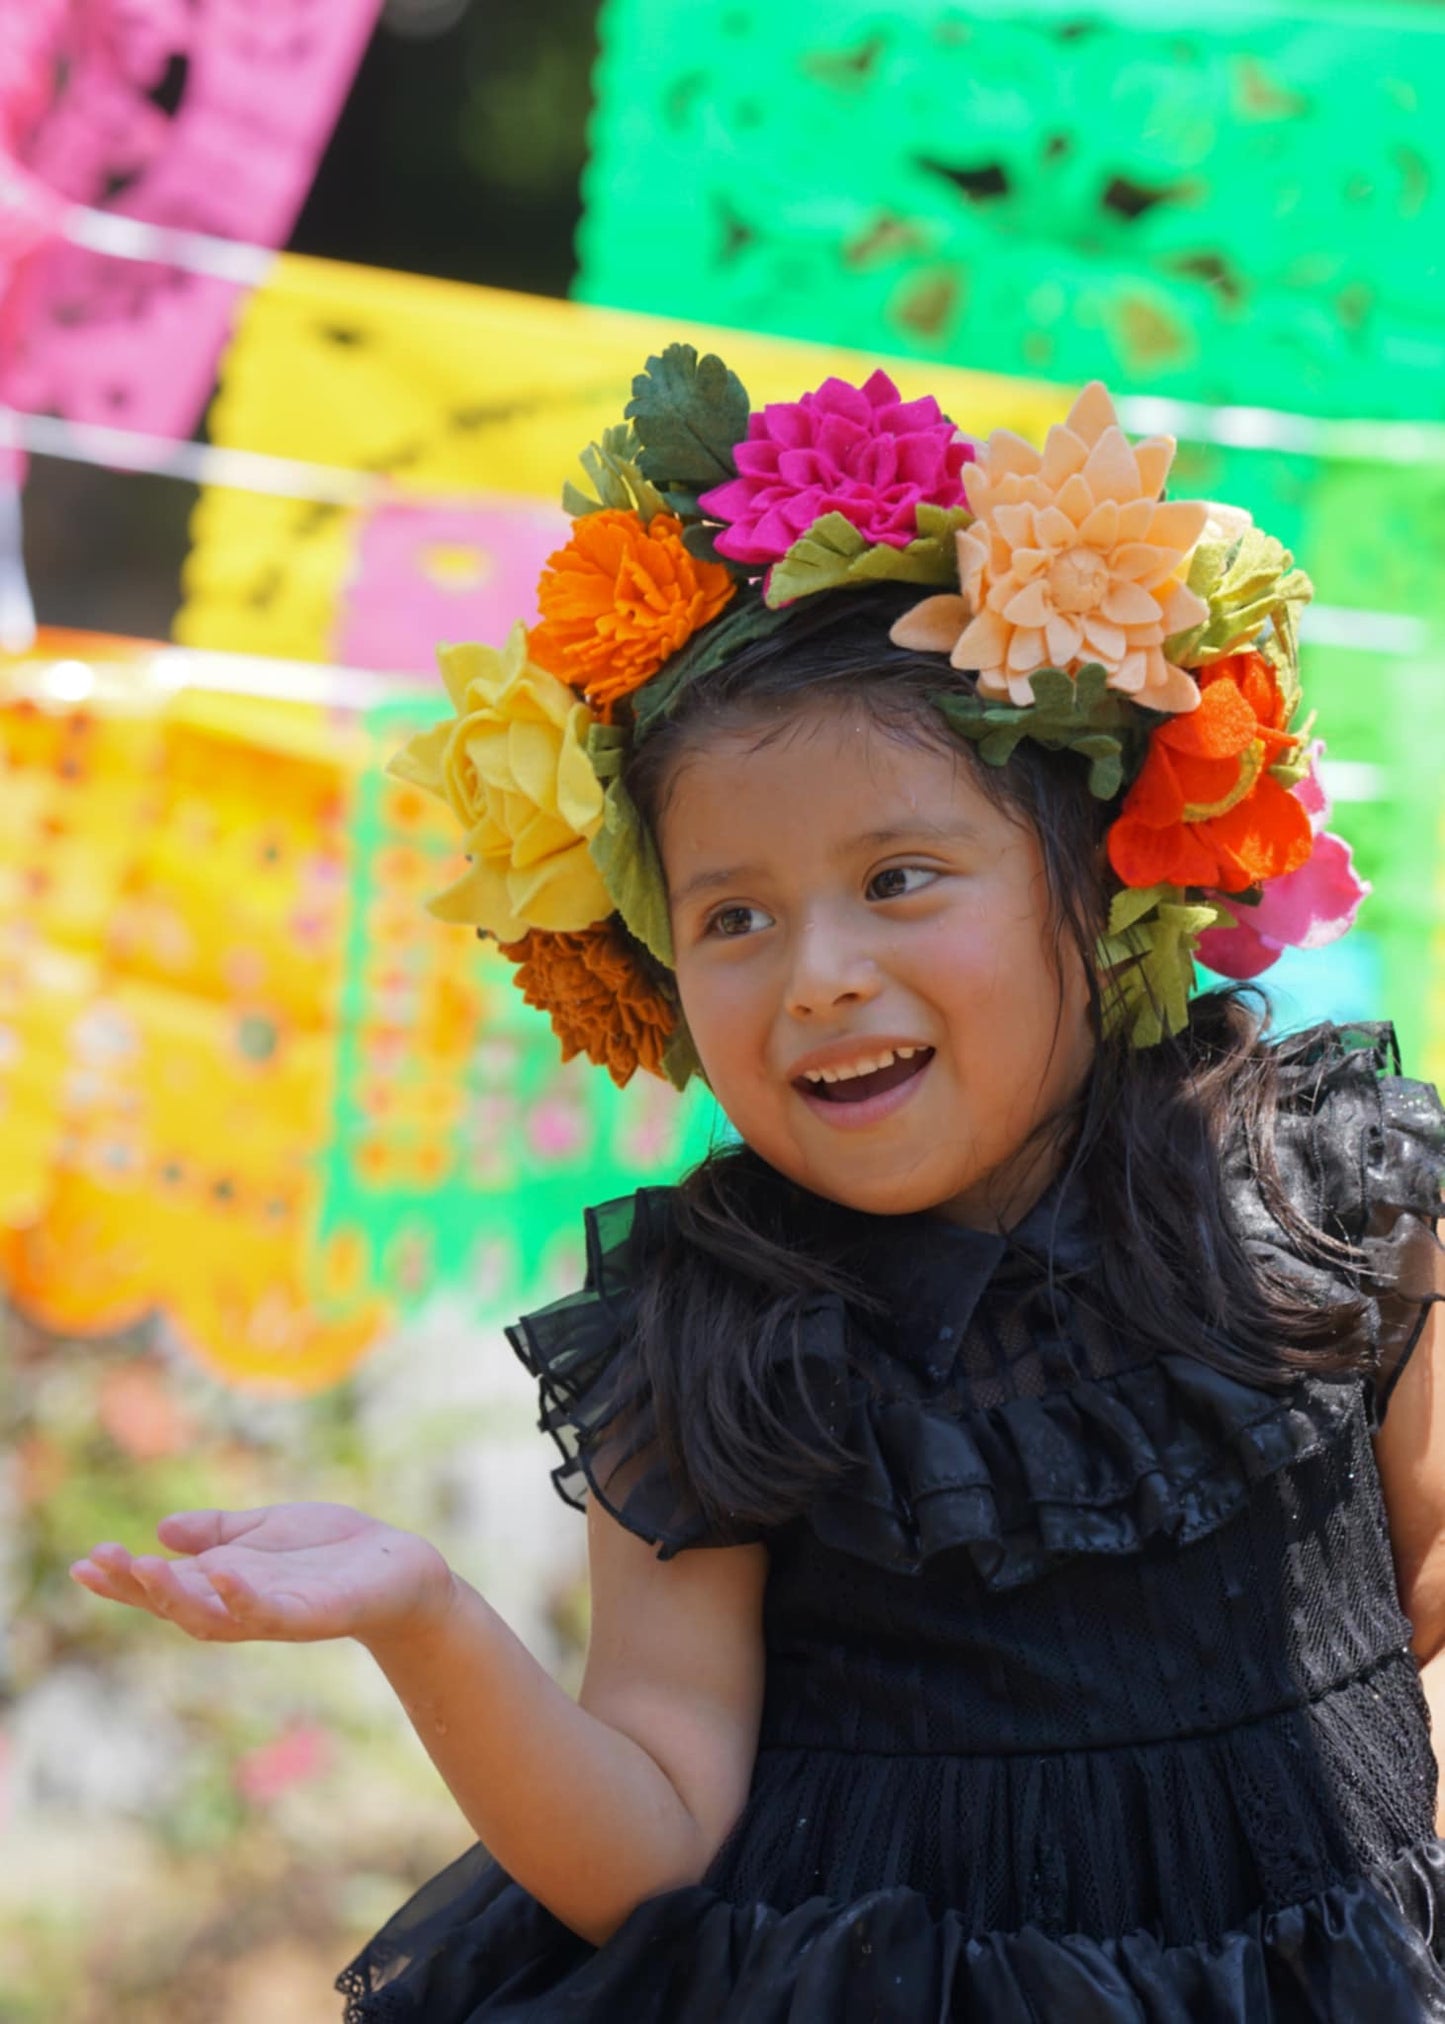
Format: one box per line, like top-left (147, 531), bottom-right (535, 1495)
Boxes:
top-left (339, 1023), bottom-right (1445, 2021)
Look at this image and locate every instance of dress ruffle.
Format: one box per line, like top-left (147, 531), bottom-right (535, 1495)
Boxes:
top-left (1222, 1020), bottom-right (1445, 1427)
top-left (514, 1234), bottom-right (1361, 1588)
top-left (337, 1832), bottom-right (1445, 2022)
top-left (775, 1323), bottom-right (1368, 1590)
top-left (506, 1020), bottom-right (1445, 1587)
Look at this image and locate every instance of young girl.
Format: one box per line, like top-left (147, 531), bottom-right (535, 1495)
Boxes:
top-left (72, 360), bottom-right (1445, 2021)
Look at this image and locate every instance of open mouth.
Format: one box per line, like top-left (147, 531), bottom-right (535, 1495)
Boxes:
top-left (794, 1046), bottom-right (935, 1105)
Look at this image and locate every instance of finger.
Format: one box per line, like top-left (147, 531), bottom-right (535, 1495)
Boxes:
top-left (70, 1550), bottom-right (157, 1611)
top-left (155, 1508), bottom-right (268, 1553)
top-left (131, 1556), bottom-right (239, 1640)
top-left (205, 1567), bottom-right (313, 1640)
top-left (72, 1545), bottom-right (229, 1627)
top-left (87, 1540), bottom-right (135, 1567)
top-left (71, 1559), bottom-right (126, 1598)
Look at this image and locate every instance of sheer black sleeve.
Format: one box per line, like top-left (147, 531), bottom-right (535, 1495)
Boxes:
top-left (505, 1188), bottom-right (770, 1556)
top-left (1255, 1022), bottom-right (1445, 1428)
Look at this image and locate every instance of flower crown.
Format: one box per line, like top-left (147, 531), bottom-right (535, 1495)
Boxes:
top-left (389, 345), bottom-right (1369, 1088)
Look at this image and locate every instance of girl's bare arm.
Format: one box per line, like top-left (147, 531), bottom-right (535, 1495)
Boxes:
top-left (72, 1499), bottom-right (768, 1945)
top-left (1375, 1252), bottom-right (1445, 1667)
top-left (1374, 1244), bottom-right (1445, 1832)
top-left (364, 1506), bottom-right (768, 1943)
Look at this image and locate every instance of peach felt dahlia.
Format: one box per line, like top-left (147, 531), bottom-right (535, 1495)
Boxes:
top-left (890, 382), bottom-right (1210, 716)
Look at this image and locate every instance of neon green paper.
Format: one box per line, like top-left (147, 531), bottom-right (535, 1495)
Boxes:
top-left (579, 0), bottom-right (1445, 419)
top-left (313, 696), bottom-right (717, 1325)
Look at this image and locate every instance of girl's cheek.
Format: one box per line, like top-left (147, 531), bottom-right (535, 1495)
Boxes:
top-left (912, 917), bottom-right (1010, 1001)
top-left (676, 958), bottom-right (754, 1066)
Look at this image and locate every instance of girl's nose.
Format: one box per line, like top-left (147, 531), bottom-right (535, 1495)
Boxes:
top-left (784, 920), bottom-right (882, 1019)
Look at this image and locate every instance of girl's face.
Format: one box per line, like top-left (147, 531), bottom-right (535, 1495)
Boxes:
top-left (658, 703), bottom-right (1097, 1229)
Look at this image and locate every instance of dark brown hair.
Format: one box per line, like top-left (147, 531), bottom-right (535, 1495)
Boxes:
top-left (617, 584), bottom-right (1370, 1532)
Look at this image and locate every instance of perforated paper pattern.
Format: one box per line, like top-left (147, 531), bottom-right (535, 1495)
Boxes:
top-left (578, 0), bottom-right (1445, 418)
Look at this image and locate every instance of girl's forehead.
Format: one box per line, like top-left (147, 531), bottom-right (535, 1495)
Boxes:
top-left (656, 712), bottom-right (1020, 877)
top-left (663, 707), bottom-right (992, 822)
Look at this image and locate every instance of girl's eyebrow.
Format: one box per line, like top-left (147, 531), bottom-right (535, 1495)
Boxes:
top-left (855, 819), bottom-right (985, 850)
top-left (670, 862), bottom-right (768, 908)
top-left (670, 820), bottom-right (984, 909)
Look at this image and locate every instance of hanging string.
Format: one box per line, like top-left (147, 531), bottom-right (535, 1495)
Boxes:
top-left (0, 409), bottom-right (36, 652)
top-left (1, 193), bottom-right (1436, 708)
top-left (7, 407), bottom-right (382, 504)
top-left (42, 196), bottom-right (1445, 468)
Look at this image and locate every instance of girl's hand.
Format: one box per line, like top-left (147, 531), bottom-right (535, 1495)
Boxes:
top-left (69, 1502), bottom-right (456, 1648)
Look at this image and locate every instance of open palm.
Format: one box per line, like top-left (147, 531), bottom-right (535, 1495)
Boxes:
top-left (70, 1502), bottom-right (455, 1647)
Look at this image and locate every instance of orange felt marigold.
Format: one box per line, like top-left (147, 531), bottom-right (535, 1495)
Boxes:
top-left (529, 509), bottom-right (735, 718)
top-left (1106, 650), bottom-right (1313, 893)
top-left (500, 921), bottom-right (677, 1086)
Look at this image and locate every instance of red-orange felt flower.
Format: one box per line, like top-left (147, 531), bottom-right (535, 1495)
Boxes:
top-left (1106, 650), bottom-right (1313, 893)
top-left (528, 509), bottom-right (735, 719)
top-left (500, 922), bottom-right (677, 1087)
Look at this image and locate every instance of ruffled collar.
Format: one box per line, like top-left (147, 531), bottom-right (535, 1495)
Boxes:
top-left (508, 1051), bottom-right (1423, 1583)
top-left (849, 1162), bottom-right (1099, 1359)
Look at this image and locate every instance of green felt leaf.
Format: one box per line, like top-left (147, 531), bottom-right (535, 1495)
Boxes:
top-left (1096, 883), bottom-right (1229, 1048)
top-left (1105, 881), bottom-right (1175, 937)
top-left (624, 343), bottom-right (751, 492)
top-left (629, 593), bottom-right (791, 740)
top-left (933, 663), bottom-right (1148, 801)
top-left (764, 505), bottom-right (972, 608)
top-left (1166, 523), bottom-right (1313, 680)
top-left (764, 512), bottom-right (866, 604)
top-left (914, 501), bottom-right (972, 543)
top-left (586, 724), bottom-right (674, 967)
top-left (978, 727), bottom-right (1021, 768)
top-left (680, 516), bottom-right (748, 573)
top-left (1256, 585), bottom-right (1311, 728)
top-left (1268, 704), bottom-right (1317, 789)
top-left (660, 1015), bottom-right (706, 1091)
top-left (586, 723), bottom-right (630, 783)
top-left (561, 422), bottom-right (670, 521)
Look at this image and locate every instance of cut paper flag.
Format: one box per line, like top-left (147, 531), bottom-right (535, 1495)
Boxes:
top-left (0, 5), bottom-right (72, 274)
top-left (176, 257), bottom-right (1073, 662)
top-left (0, 632), bottom-right (712, 1393)
top-left (334, 499), bottom-right (569, 676)
top-left (0, 0), bottom-right (382, 441)
top-left (578, 0), bottom-right (1445, 418)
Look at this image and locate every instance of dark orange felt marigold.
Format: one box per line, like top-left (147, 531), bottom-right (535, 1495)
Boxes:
top-left (500, 921), bottom-right (677, 1087)
top-left (528, 509), bottom-right (735, 719)
top-left (1106, 651), bottom-right (1314, 894)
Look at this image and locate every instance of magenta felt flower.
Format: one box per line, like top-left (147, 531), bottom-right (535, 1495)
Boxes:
top-left (697, 370), bottom-right (974, 567)
top-left (1195, 753), bottom-right (1371, 981)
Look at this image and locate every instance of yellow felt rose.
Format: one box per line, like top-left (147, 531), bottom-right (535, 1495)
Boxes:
top-left (387, 622), bottom-right (610, 941)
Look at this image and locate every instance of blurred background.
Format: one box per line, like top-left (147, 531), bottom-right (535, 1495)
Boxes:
top-left (2, 0), bottom-right (1443, 2015)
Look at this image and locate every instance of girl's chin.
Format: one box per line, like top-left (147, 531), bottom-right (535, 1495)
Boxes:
top-left (806, 1168), bottom-right (974, 1221)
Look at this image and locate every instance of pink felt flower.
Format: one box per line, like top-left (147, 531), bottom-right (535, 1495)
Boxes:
top-left (1195, 751), bottom-right (1371, 980)
top-left (697, 370), bottom-right (974, 567)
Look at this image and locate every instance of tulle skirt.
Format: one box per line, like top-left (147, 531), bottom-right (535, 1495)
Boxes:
top-left (337, 1832), bottom-right (1445, 2022)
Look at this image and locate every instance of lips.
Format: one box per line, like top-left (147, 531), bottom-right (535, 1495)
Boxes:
top-left (795, 1048), bottom-right (934, 1104)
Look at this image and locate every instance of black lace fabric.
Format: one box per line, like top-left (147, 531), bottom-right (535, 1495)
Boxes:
top-left (1221, 1020), bottom-right (1445, 1427)
top-left (338, 1020), bottom-right (1445, 2022)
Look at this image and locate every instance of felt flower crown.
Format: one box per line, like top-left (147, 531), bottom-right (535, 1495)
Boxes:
top-left (389, 345), bottom-right (1369, 1087)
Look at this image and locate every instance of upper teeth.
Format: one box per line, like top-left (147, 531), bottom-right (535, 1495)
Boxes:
top-left (802, 1046), bottom-right (924, 1084)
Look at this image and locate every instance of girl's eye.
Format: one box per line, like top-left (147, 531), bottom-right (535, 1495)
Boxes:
top-left (867, 865), bottom-right (935, 902)
top-left (707, 903), bottom-right (772, 939)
